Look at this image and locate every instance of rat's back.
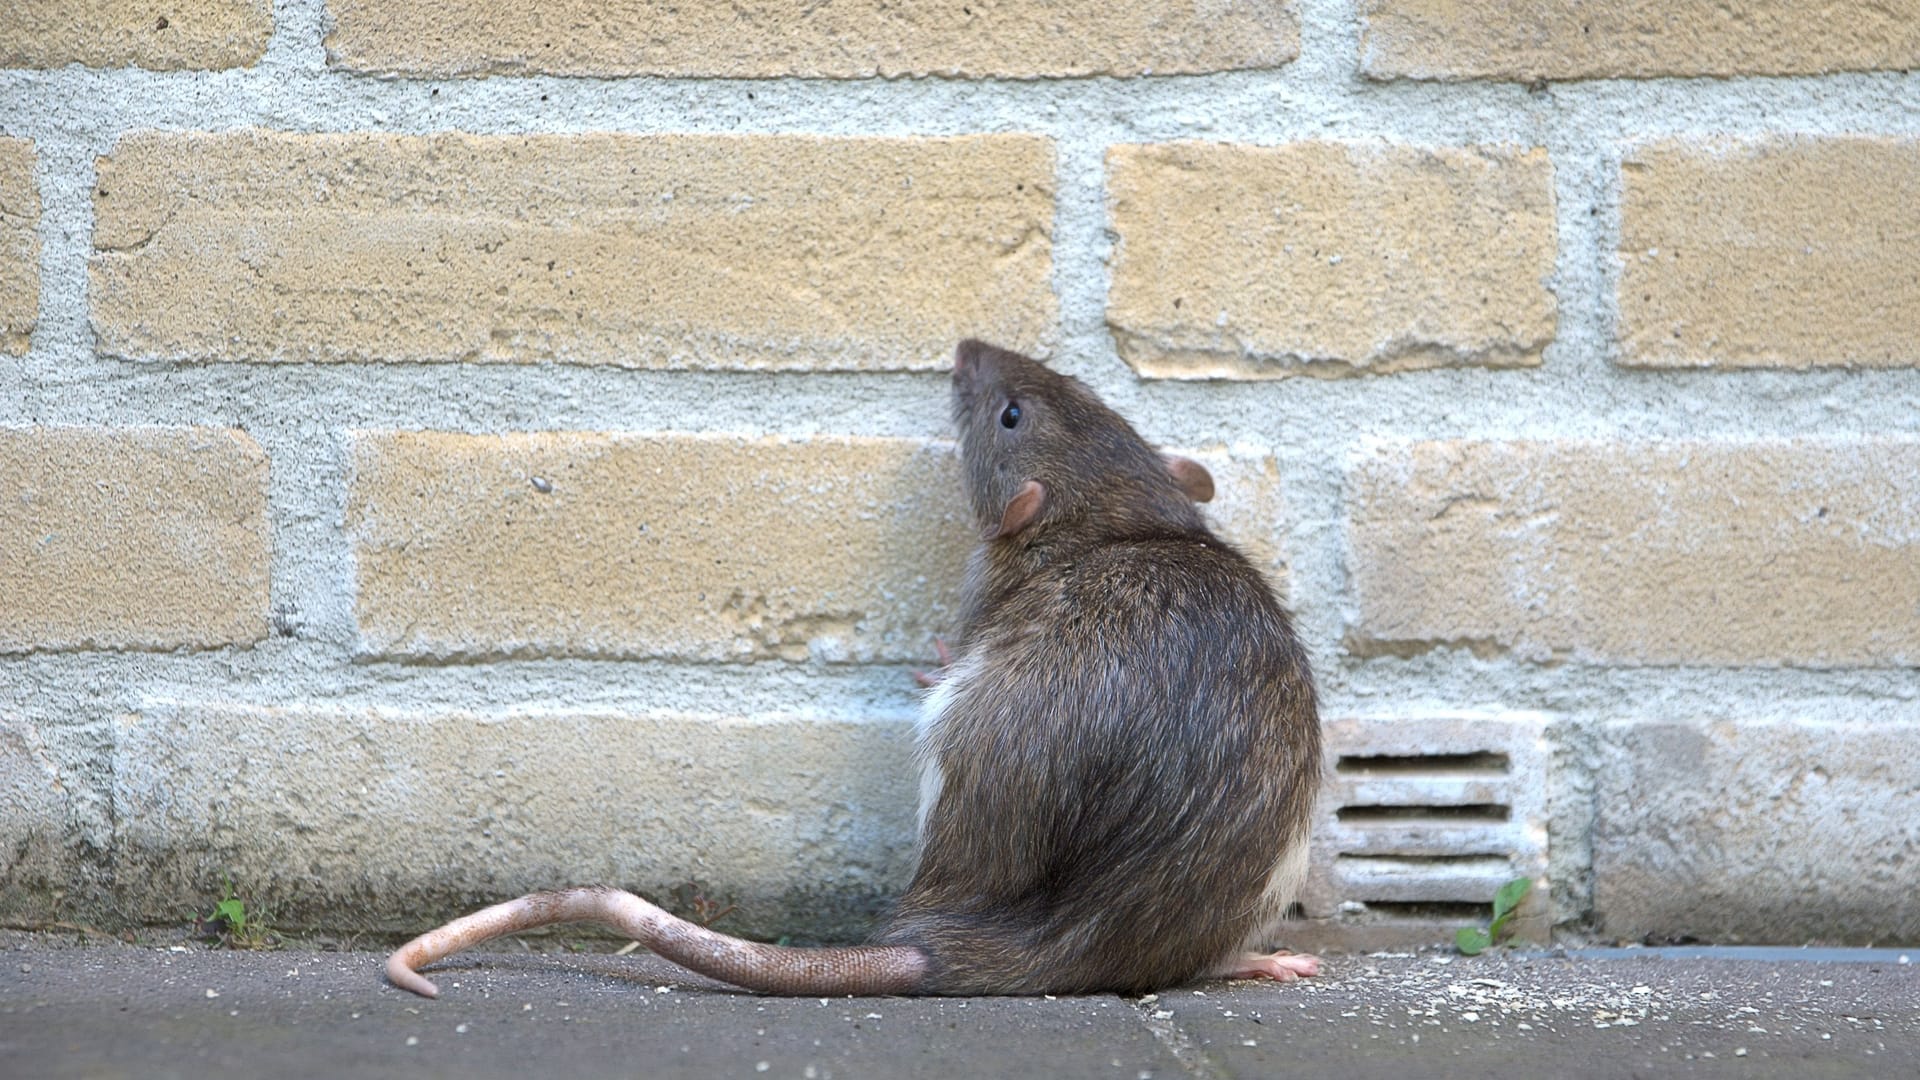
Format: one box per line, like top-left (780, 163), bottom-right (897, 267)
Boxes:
top-left (881, 530), bottom-right (1320, 995)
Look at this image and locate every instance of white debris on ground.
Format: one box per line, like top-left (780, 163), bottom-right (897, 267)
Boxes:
top-left (1169, 950), bottom-right (1909, 1063)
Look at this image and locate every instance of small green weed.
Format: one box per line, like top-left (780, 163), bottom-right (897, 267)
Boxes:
top-left (1455, 876), bottom-right (1534, 956)
top-left (196, 876), bottom-right (279, 949)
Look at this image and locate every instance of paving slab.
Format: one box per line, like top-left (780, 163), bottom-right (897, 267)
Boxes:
top-left (0, 933), bottom-right (1914, 1079)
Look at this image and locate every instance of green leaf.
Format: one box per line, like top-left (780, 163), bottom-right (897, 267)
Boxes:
top-left (1492, 877), bottom-right (1533, 920)
top-left (1455, 927), bottom-right (1491, 956)
top-left (214, 897), bottom-right (247, 933)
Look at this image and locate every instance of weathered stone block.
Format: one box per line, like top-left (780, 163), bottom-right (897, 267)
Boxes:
top-left (1620, 137), bottom-right (1920, 369)
top-left (1, 0), bottom-right (270, 69)
top-left (0, 138), bottom-right (36, 355)
top-left (0, 427), bottom-right (270, 652)
top-left (325, 0), bottom-right (1297, 78)
top-left (1595, 719), bottom-right (1920, 945)
top-left (1347, 440), bottom-right (1920, 666)
top-left (112, 705), bottom-right (919, 940)
top-left (1361, 1), bottom-right (1920, 81)
top-left (1106, 141), bottom-right (1555, 378)
top-left (93, 131), bottom-right (1055, 370)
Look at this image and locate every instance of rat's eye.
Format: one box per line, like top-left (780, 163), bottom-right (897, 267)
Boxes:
top-left (1000, 402), bottom-right (1022, 429)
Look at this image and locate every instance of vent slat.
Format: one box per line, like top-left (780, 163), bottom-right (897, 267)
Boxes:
top-left (1335, 776), bottom-right (1512, 806)
top-left (1337, 804), bottom-right (1511, 824)
top-left (1335, 751), bottom-right (1510, 776)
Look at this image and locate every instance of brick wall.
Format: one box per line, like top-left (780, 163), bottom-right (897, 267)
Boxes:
top-left (2, 1), bottom-right (1916, 946)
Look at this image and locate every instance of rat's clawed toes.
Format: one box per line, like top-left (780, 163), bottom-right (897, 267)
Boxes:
top-left (1214, 949), bottom-right (1323, 983)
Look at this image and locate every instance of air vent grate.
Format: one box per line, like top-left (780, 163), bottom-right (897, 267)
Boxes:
top-left (1292, 713), bottom-right (1551, 952)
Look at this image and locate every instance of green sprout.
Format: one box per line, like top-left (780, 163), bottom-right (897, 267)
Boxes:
top-left (198, 875), bottom-right (277, 949)
top-left (1455, 876), bottom-right (1534, 956)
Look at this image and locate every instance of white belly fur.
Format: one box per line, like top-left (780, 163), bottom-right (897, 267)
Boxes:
top-left (1233, 827), bottom-right (1312, 955)
top-left (914, 653), bottom-right (981, 839)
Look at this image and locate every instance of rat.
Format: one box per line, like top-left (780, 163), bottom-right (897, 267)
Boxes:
top-left (385, 339), bottom-right (1322, 998)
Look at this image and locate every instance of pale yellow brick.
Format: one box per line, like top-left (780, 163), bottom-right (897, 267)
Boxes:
top-left (0, 428), bottom-right (270, 651)
top-left (348, 433), bottom-right (1288, 661)
top-left (1361, 1), bottom-right (1920, 80)
top-left (91, 131), bottom-right (1055, 370)
top-left (113, 704), bottom-right (919, 938)
top-left (1620, 137), bottom-right (1920, 369)
top-left (347, 432), bottom-right (975, 661)
top-left (1106, 142), bottom-right (1556, 379)
top-left (2, 0), bottom-right (270, 70)
top-left (325, 1), bottom-right (1296, 78)
top-left (1183, 445), bottom-right (1291, 598)
top-left (1348, 440), bottom-right (1920, 666)
top-left (0, 138), bottom-right (37, 355)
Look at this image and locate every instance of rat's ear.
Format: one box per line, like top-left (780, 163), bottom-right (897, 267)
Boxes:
top-left (1164, 455), bottom-right (1215, 503)
top-left (983, 479), bottom-right (1047, 541)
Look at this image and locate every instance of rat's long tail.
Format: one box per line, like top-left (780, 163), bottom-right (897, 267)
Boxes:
top-left (385, 886), bottom-right (930, 998)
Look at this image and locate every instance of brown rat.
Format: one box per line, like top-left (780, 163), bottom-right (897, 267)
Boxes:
top-left (386, 339), bottom-right (1322, 998)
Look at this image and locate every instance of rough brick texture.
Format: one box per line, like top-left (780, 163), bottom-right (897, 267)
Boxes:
top-left (91, 131), bottom-right (1055, 370)
top-left (1361, 1), bottom-right (1920, 81)
top-left (1106, 142), bottom-right (1556, 379)
top-left (349, 432), bottom-right (1288, 661)
top-left (0, 138), bottom-right (37, 355)
top-left (2, 0), bottom-right (271, 70)
top-left (348, 432), bottom-right (974, 662)
top-left (0, 715), bottom-right (77, 922)
top-left (325, 0), bottom-right (1297, 78)
top-left (113, 705), bottom-right (918, 939)
top-left (1347, 440), bottom-right (1920, 666)
top-left (0, 428), bottom-right (270, 652)
top-left (1594, 719), bottom-right (1920, 944)
top-left (1620, 137), bottom-right (1920, 370)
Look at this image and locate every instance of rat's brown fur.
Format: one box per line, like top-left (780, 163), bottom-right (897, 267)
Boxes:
top-left (876, 339), bottom-right (1320, 994)
top-left (385, 340), bottom-right (1319, 999)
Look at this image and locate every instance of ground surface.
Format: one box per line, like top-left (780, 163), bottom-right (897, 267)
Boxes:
top-left (0, 932), bottom-right (1914, 1079)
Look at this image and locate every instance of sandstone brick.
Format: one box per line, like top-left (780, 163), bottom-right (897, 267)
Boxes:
top-left (90, 131), bottom-right (1054, 370)
top-left (1181, 445), bottom-right (1291, 598)
top-left (324, 1), bottom-right (1296, 78)
top-left (0, 138), bottom-right (37, 355)
top-left (1620, 137), bottom-right (1920, 369)
top-left (112, 704), bottom-right (918, 938)
top-left (348, 432), bottom-right (973, 662)
top-left (2, 0), bottom-right (270, 70)
top-left (1347, 440), bottom-right (1920, 666)
top-left (1594, 719), bottom-right (1920, 944)
top-left (1106, 142), bottom-right (1556, 379)
top-left (348, 433), bottom-right (1288, 661)
top-left (0, 428), bottom-right (270, 651)
top-left (1361, 1), bottom-right (1920, 80)
top-left (0, 715), bottom-right (79, 922)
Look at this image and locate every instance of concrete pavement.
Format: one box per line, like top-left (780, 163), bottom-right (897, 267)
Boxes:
top-left (1, 932), bottom-right (1914, 1078)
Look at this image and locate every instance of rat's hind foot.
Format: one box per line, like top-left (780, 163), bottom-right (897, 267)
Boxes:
top-left (1213, 950), bottom-right (1322, 983)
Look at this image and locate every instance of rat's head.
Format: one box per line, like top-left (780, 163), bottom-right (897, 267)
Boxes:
top-left (950, 339), bottom-right (1212, 543)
